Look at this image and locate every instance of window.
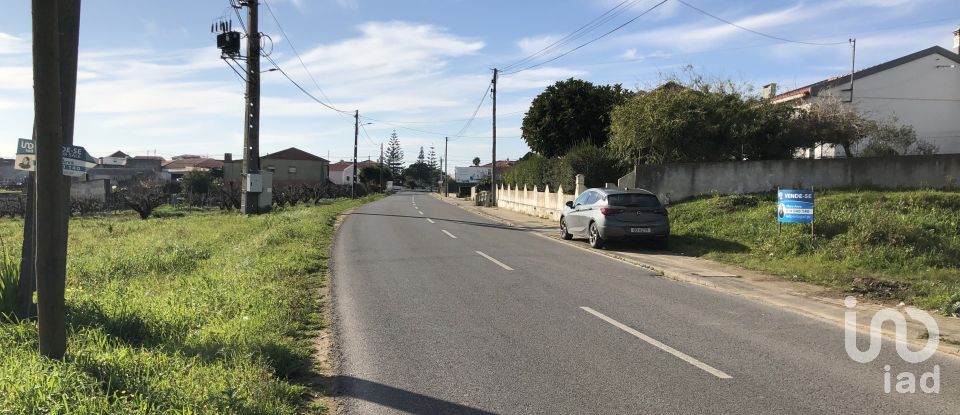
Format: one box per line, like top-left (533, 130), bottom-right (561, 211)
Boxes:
top-left (584, 192), bottom-right (601, 205)
top-left (573, 191), bottom-right (592, 206)
top-left (607, 193), bottom-right (661, 207)
top-left (266, 165), bottom-right (276, 172)
top-left (288, 166), bottom-right (297, 175)
top-left (346, 176), bottom-right (351, 182)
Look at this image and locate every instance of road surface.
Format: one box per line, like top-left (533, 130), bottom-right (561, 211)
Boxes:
top-left (331, 192), bottom-right (960, 414)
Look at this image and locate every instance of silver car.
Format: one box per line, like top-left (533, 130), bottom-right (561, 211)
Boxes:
top-left (559, 188), bottom-right (670, 249)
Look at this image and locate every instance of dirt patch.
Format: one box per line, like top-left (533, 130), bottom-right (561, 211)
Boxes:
top-left (849, 277), bottom-right (911, 300)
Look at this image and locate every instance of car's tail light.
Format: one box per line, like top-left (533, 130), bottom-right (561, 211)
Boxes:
top-left (653, 208), bottom-right (668, 216)
top-left (600, 208), bottom-right (624, 216)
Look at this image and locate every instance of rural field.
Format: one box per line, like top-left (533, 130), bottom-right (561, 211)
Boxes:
top-left (0, 197), bottom-right (379, 414)
top-left (669, 189), bottom-right (960, 315)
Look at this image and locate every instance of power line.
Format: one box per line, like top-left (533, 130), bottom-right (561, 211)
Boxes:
top-left (501, 0), bottom-right (645, 72)
top-left (261, 0), bottom-right (344, 115)
top-left (452, 82), bottom-right (492, 139)
top-left (264, 53), bottom-right (352, 114)
top-left (502, 0), bottom-right (670, 75)
top-left (676, 0), bottom-right (848, 46)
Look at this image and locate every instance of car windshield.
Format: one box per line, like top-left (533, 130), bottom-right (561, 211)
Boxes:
top-left (607, 193), bottom-right (661, 208)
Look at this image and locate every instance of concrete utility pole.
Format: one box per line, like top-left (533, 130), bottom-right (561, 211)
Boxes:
top-left (490, 69), bottom-right (498, 207)
top-left (847, 38), bottom-right (856, 103)
top-left (379, 142), bottom-right (384, 192)
top-left (352, 110), bottom-right (359, 198)
top-left (241, 0), bottom-right (262, 214)
top-left (444, 137), bottom-right (449, 197)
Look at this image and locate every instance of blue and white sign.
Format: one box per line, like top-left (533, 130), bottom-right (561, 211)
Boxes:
top-left (15, 138), bottom-right (98, 177)
top-left (777, 189), bottom-right (814, 223)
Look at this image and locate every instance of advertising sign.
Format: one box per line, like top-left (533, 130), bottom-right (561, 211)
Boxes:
top-left (15, 138), bottom-right (98, 177)
top-left (777, 189), bottom-right (814, 223)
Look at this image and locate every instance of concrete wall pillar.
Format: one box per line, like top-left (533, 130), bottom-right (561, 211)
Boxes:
top-left (575, 174), bottom-right (586, 196)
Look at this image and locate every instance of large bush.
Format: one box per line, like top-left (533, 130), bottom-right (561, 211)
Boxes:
top-left (501, 145), bottom-right (627, 193)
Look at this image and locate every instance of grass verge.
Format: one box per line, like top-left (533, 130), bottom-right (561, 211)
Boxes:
top-left (668, 189), bottom-right (960, 315)
top-left (0, 196), bottom-right (380, 414)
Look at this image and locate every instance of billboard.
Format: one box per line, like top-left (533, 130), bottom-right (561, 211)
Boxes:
top-left (15, 138), bottom-right (98, 177)
top-left (777, 189), bottom-right (814, 223)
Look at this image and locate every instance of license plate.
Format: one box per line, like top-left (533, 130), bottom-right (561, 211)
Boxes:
top-left (630, 227), bottom-right (652, 234)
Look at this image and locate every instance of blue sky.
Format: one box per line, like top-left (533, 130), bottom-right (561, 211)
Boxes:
top-left (1, 0), bottom-right (958, 168)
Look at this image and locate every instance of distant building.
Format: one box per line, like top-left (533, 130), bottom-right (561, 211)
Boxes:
top-left (223, 147), bottom-right (329, 186)
top-left (481, 159), bottom-right (517, 177)
top-left (163, 157), bottom-right (224, 180)
top-left (87, 155), bottom-right (170, 183)
top-left (329, 159), bottom-right (378, 185)
top-left (98, 150), bottom-right (128, 166)
top-left (769, 28), bottom-right (960, 157)
top-left (0, 158), bottom-right (28, 186)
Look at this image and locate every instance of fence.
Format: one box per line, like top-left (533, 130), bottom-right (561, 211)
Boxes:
top-left (494, 184), bottom-right (577, 222)
top-left (619, 154), bottom-right (960, 204)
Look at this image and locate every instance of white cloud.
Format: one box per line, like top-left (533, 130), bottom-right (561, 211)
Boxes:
top-left (516, 34), bottom-right (563, 56)
top-left (0, 33), bottom-right (27, 55)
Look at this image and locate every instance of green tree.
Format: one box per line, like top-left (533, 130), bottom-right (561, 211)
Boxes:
top-left (608, 81), bottom-right (808, 164)
top-left (359, 164), bottom-right (393, 190)
top-left (472, 157), bottom-right (481, 166)
top-left (385, 131), bottom-right (404, 179)
top-left (417, 146), bottom-right (425, 164)
top-left (522, 78), bottom-right (633, 157)
top-left (859, 116), bottom-right (937, 157)
top-left (180, 170), bottom-right (215, 205)
top-left (402, 162), bottom-right (433, 188)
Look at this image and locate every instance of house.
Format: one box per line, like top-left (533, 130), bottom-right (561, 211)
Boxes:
top-left (328, 159), bottom-right (379, 185)
top-left (481, 159), bottom-right (517, 177)
top-left (87, 154), bottom-right (170, 183)
top-left (769, 27), bottom-right (960, 157)
top-left (163, 157), bottom-right (224, 180)
top-left (98, 151), bottom-right (128, 166)
top-left (0, 158), bottom-right (28, 186)
top-left (223, 147), bottom-right (329, 186)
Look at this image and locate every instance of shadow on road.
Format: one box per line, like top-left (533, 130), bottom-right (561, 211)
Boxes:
top-left (332, 375), bottom-right (497, 414)
top-left (349, 212), bottom-right (537, 233)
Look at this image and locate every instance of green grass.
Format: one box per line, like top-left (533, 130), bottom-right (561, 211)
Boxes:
top-left (0, 196), bottom-right (380, 414)
top-left (668, 189), bottom-right (960, 315)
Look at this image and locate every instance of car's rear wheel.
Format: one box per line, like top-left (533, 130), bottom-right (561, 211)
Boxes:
top-left (559, 217), bottom-right (573, 240)
top-left (588, 222), bottom-right (605, 249)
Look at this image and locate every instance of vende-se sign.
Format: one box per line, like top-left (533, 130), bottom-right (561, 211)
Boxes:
top-left (777, 189), bottom-right (814, 224)
top-left (15, 138), bottom-right (97, 177)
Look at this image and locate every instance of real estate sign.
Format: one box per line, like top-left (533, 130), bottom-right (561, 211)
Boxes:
top-left (777, 189), bottom-right (814, 223)
top-left (15, 138), bottom-right (98, 177)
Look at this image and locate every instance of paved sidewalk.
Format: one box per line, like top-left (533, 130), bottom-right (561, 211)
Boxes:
top-left (434, 193), bottom-right (960, 357)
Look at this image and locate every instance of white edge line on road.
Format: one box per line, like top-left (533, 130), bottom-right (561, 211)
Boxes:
top-left (476, 251), bottom-right (513, 271)
top-left (580, 307), bottom-right (731, 379)
top-left (426, 218), bottom-right (435, 224)
top-left (442, 230), bottom-right (458, 239)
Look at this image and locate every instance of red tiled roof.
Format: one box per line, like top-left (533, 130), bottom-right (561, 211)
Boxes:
top-left (164, 158), bottom-right (223, 170)
top-left (329, 160), bottom-right (377, 172)
top-left (262, 147), bottom-right (328, 162)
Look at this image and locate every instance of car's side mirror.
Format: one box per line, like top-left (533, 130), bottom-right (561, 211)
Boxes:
top-left (565, 201), bottom-right (574, 208)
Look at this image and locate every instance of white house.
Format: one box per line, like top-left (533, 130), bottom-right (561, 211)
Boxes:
top-left (770, 27), bottom-right (960, 158)
top-left (329, 160), bottom-right (377, 185)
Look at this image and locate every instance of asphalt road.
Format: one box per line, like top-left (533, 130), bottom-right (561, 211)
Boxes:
top-left (331, 192), bottom-right (960, 414)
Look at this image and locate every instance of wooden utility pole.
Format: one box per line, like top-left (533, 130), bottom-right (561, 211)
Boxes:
top-left (32, 0), bottom-right (75, 359)
top-left (379, 142), bottom-right (384, 192)
top-left (352, 110), bottom-right (359, 198)
top-left (490, 69), bottom-right (497, 207)
top-left (19, 0), bottom-right (81, 322)
top-left (241, 0), bottom-right (261, 214)
top-left (444, 137), bottom-right (449, 197)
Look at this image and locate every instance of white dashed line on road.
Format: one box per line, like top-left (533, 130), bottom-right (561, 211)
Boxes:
top-left (579, 306), bottom-right (732, 379)
top-left (442, 230), bottom-right (458, 239)
top-left (418, 211), bottom-right (424, 215)
top-left (427, 218), bottom-right (435, 224)
top-left (476, 251), bottom-right (513, 271)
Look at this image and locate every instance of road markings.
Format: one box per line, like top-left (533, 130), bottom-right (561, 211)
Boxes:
top-left (476, 251), bottom-right (514, 271)
top-left (418, 210), bottom-right (424, 215)
top-left (579, 306), bottom-right (732, 379)
top-left (442, 230), bottom-right (458, 239)
top-left (426, 218), bottom-right (435, 224)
